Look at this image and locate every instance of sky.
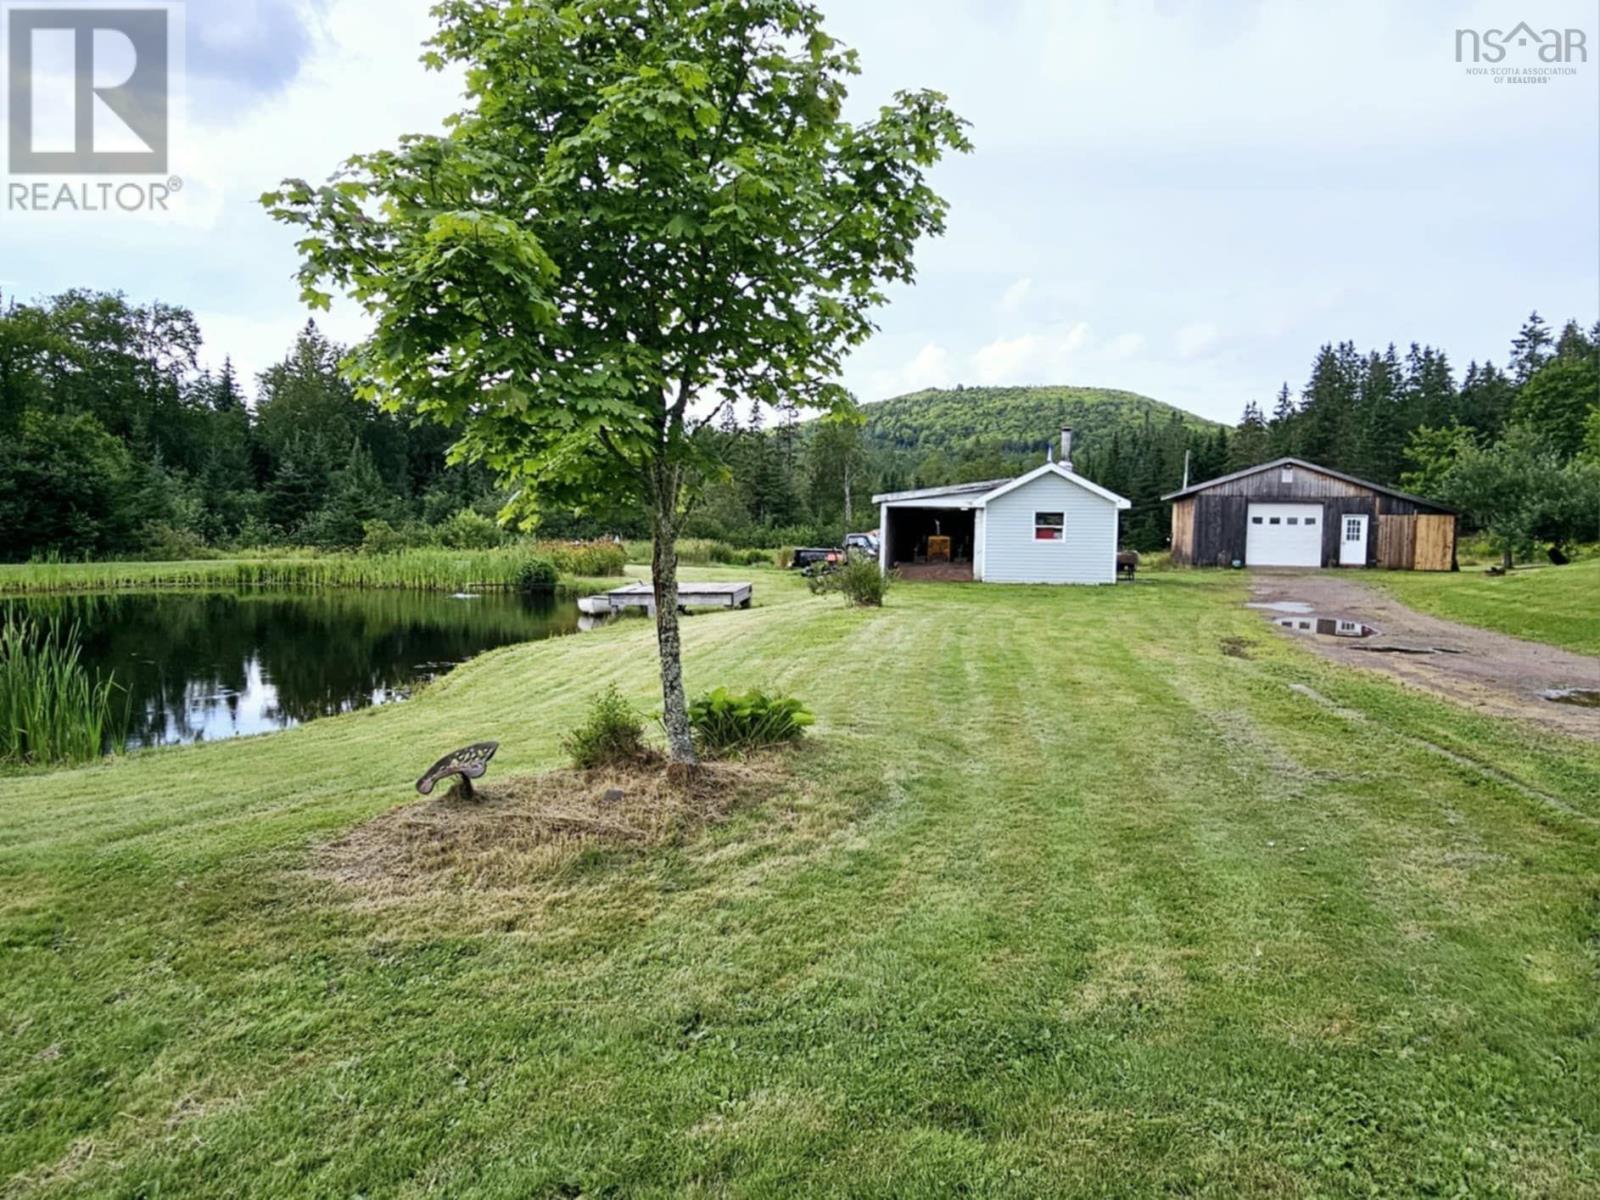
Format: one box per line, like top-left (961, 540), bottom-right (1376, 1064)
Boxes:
top-left (1, 0), bottom-right (1596, 426)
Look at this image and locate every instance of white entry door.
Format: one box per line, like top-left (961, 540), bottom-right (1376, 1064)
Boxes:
top-left (1245, 503), bottom-right (1322, 567)
top-left (1339, 514), bottom-right (1369, 566)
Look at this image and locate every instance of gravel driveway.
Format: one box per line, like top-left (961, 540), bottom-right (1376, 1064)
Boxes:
top-left (1249, 572), bottom-right (1600, 741)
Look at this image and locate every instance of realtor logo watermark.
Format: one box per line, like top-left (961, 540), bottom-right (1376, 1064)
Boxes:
top-left (1455, 20), bottom-right (1588, 85)
top-left (2, 0), bottom-right (184, 212)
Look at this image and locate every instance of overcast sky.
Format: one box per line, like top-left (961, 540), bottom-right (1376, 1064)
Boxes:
top-left (2, 0), bottom-right (1595, 425)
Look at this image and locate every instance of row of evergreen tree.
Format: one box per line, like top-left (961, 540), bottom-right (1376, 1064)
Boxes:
top-left (0, 291), bottom-right (504, 561)
top-left (1230, 314), bottom-right (1596, 484)
top-left (695, 313), bottom-right (1596, 554)
top-left (2, 288), bottom-right (1594, 562)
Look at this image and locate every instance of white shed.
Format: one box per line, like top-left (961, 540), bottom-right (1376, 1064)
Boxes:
top-left (873, 435), bottom-right (1131, 586)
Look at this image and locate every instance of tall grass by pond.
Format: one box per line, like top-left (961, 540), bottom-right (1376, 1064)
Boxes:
top-left (623, 538), bottom-right (780, 567)
top-left (0, 543), bottom-right (626, 596)
top-left (0, 616), bottom-right (123, 767)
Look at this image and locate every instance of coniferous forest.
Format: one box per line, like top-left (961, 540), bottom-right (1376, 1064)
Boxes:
top-left (2, 290), bottom-right (1595, 561)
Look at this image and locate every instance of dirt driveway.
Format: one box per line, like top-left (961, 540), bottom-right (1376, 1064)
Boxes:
top-left (1249, 573), bottom-right (1600, 741)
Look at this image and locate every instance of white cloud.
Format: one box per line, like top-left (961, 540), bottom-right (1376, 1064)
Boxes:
top-left (971, 322), bottom-right (1091, 384)
top-left (866, 341), bottom-right (956, 397)
top-left (1175, 322), bottom-right (1220, 359)
top-left (998, 276), bottom-right (1033, 316)
top-left (1104, 332), bottom-right (1145, 361)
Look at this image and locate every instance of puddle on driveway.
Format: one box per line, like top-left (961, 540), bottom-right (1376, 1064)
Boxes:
top-left (1274, 617), bottom-right (1379, 639)
top-left (1541, 689), bottom-right (1600, 709)
top-left (1248, 601), bottom-right (1314, 614)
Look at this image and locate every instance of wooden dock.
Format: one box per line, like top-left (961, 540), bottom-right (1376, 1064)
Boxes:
top-left (577, 582), bottom-right (753, 617)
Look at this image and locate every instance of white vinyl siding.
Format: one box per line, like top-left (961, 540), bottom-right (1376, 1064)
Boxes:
top-left (981, 472), bottom-right (1119, 584)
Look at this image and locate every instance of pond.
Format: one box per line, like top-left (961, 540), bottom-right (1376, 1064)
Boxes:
top-left (3, 590), bottom-right (585, 751)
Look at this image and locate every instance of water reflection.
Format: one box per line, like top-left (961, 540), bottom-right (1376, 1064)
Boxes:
top-left (4, 590), bottom-right (580, 749)
top-left (1274, 616), bottom-right (1378, 638)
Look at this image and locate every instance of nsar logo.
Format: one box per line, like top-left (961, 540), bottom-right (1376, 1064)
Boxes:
top-left (1455, 21), bottom-right (1587, 64)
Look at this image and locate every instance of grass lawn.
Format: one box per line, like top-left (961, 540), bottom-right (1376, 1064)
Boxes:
top-left (3, 569), bottom-right (1599, 1196)
top-left (1368, 558), bottom-right (1600, 657)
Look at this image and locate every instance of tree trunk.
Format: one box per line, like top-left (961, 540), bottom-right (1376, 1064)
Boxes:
top-left (843, 461), bottom-right (853, 529)
top-left (1501, 543), bottom-right (1514, 572)
top-left (649, 471), bottom-right (698, 766)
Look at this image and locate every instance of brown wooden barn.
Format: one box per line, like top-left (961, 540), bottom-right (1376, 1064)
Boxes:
top-left (1163, 458), bottom-right (1457, 571)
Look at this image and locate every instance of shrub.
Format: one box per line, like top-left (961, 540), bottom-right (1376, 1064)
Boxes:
top-left (359, 519), bottom-right (436, 556)
top-left (688, 687), bottom-right (813, 755)
top-left (537, 540), bottom-right (627, 577)
top-left (622, 539), bottom-right (772, 569)
top-left (439, 508), bottom-right (506, 550)
top-left (674, 538), bottom-right (718, 565)
top-left (809, 555), bottom-right (893, 607)
top-left (136, 522), bottom-right (214, 562)
top-left (562, 685), bottom-right (650, 769)
top-left (513, 554), bottom-right (559, 592)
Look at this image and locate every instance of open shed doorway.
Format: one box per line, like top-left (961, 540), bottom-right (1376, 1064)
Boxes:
top-left (886, 507), bottom-right (976, 581)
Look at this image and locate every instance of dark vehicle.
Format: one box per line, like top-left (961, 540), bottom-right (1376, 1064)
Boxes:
top-left (844, 532), bottom-right (880, 559)
top-left (790, 547), bottom-right (844, 574)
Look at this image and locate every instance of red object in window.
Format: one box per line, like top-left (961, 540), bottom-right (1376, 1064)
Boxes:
top-left (1035, 529), bottom-right (1062, 541)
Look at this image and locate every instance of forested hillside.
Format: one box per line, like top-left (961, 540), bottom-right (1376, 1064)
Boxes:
top-left (0, 291), bottom-right (509, 563)
top-left (835, 385), bottom-right (1224, 550)
top-left (0, 290), bottom-right (1233, 559)
top-left (862, 385), bottom-right (1217, 468)
top-left (3, 287), bottom-right (1592, 562)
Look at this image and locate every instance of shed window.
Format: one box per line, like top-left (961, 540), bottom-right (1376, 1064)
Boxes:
top-left (1034, 512), bottom-right (1065, 541)
top-left (1251, 516), bottom-right (1264, 525)
top-left (1281, 466), bottom-right (1295, 484)
top-left (1305, 517), bottom-right (1317, 526)
top-left (1286, 517), bottom-right (1299, 525)
top-left (1269, 517), bottom-right (1281, 525)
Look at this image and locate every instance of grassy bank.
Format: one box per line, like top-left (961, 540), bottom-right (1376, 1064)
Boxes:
top-left (3, 570), bottom-right (1598, 1196)
top-left (0, 544), bottom-right (626, 597)
top-left (1370, 558), bottom-right (1600, 656)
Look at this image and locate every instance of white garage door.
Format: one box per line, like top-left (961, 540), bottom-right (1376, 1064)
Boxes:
top-left (1246, 503), bottom-right (1322, 567)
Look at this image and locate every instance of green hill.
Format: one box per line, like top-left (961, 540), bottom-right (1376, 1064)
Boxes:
top-left (862, 385), bottom-right (1221, 462)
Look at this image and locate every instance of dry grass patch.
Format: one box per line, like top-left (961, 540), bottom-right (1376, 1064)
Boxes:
top-left (317, 754), bottom-right (793, 897)
top-left (1066, 947), bottom-right (1192, 1021)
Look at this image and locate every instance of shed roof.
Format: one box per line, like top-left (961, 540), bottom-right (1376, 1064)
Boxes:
top-left (871, 479), bottom-right (1011, 505)
top-left (975, 462), bottom-right (1132, 510)
top-left (873, 464), bottom-right (1131, 510)
top-left (1160, 457), bottom-right (1456, 513)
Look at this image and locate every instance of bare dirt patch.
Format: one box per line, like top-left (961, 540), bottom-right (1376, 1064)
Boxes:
top-left (1219, 636), bottom-right (1255, 659)
top-left (316, 755), bottom-right (793, 896)
top-left (1252, 574), bottom-right (1600, 741)
top-left (894, 562), bottom-right (975, 583)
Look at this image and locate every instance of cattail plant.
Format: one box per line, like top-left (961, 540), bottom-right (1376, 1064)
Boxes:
top-left (0, 616), bottom-right (124, 767)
